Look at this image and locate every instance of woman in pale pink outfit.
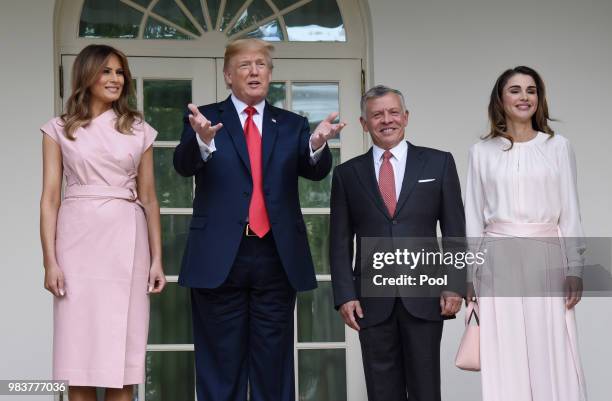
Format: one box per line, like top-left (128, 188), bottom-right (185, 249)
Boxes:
top-left (465, 66), bottom-right (587, 401)
top-left (40, 45), bottom-right (166, 401)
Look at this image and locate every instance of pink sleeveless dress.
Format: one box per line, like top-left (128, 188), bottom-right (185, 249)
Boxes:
top-left (41, 109), bottom-right (157, 388)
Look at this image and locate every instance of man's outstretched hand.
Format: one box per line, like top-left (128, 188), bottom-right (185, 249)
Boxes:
top-left (188, 103), bottom-right (223, 145)
top-left (310, 112), bottom-right (346, 150)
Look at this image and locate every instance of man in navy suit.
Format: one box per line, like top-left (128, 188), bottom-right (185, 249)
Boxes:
top-left (174, 38), bottom-right (345, 401)
top-left (330, 85), bottom-right (465, 401)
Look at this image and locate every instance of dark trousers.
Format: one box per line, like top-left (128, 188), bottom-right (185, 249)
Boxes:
top-left (191, 233), bottom-right (296, 401)
top-left (359, 299), bottom-right (443, 401)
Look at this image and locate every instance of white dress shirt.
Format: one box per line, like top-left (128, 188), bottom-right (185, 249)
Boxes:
top-left (372, 140), bottom-right (408, 201)
top-left (196, 93), bottom-right (325, 162)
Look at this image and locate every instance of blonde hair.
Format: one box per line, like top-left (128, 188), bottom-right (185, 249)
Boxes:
top-left (223, 38), bottom-right (275, 72)
top-left (61, 45), bottom-right (141, 140)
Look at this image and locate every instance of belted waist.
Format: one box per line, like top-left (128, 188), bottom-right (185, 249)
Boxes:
top-left (64, 185), bottom-right (138, 202)
top-left (484, 222), bottom-right (559, 237)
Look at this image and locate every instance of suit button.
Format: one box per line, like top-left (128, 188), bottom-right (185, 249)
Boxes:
top-left (243, 191), bottom-right (250, 198)
top-left (392, 220), bottom-right (398, 225)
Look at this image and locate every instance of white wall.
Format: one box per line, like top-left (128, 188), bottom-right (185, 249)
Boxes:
top-left (0, 1), bottom-right (56, 400)
top-left (368, 0), bottom-right (612, 400)
top-left (1, 0), bottom-right (610, 400)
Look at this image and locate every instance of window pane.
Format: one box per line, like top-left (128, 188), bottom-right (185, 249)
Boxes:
top-left (291, 83), bottom-right (339, 134)
top-left (182, 0), bottom-right (208, 31)
top-left (154, 147), bottom-right (194, 208)
top-left (272, 0), bottom-right (301, 9)
top-left (227, 0), bottom-right (274, 36)
top-left (241, 19), bottom-right (284, 41)
top-left (132, 0), bottom-right (151, 6)
top-left (297, 282), bottom-right (344, 342)
top-left (144, 80), bottom-right (192, 141)
top-left (128, 79), bottom-right (137, 109)
top-left (284, 0), bottom-right (346, 42)
top-left (153, 0), bottom-right (200, 35)
top-left (304, 215), bottom-right (329, 275)
top-left (79, 0), bottom-right (142, 38)
top-left (161, 214), bottom-right (190, 276)
top-left (298, 148), bottom-right (339, 208)
top-left (149, 283), bottom-right (193, 344)
top-left (146, 351), bottom-right (195, 401)
top-left (219, 0), bottom-right (244, 31)
top-left (298, 349), bottom-right (347, 401)
top-left (267, 82), bottom-right (286, 109)
top-left (206, 0), bottom-right (221, 30)
top-left (144, 18), bottom-right (193, 39)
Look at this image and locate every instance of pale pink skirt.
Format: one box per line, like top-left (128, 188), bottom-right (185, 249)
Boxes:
top-left (53, 186), bottom-right (150, 388)
top-left (475, 222), bottom-right (587, 401)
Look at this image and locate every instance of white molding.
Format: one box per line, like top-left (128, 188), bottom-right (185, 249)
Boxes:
top-left (147, 343), bottom-right (195, 351)
top-left (153, 141), bottom-right (180, 147)
top-left (296, 342), bottom-right (346, 349)
top-left (160, 208), bottom-right (193, 214)
top-left (301, 207), bottom-right (330, 214)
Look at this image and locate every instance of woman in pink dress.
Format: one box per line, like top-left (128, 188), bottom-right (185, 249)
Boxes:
top-left (39, 45), bottom-right (166, 401)
top-left (465, 66), bottom-right (587, 401)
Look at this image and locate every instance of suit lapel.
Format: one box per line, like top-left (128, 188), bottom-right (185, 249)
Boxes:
top-left (395, 142), bottom-right (425, 216)
top-left (262, 102), bottom-right (279, 176)
top-left (219, 96), bottom-right (250, 174)
top-left (352, 148), bottom-right (391, 219)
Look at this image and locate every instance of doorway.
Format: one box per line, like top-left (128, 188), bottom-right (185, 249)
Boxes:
top-left (60, 54), bottom-right (367, 401)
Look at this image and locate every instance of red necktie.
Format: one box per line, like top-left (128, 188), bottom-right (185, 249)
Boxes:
top-left (244, 106), bottom-right (270, 237)
top-left (379, 150), bottom-right (397, 217)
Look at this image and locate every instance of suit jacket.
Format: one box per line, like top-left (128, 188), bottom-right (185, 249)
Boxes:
top-left (330, 142), bottom-right (465, 328)
top-left (174, 96), bottom-right (332, 291)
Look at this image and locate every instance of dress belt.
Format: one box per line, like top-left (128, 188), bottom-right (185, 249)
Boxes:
top-left (484, 222), bottom-right (559, 237)
top-left (64, 184), bottom-right (138, 202)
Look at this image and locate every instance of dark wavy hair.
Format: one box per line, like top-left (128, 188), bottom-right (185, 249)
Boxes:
top-left (61, 44), bottom-right (141, 139)
top-left (485, 66), bottom-right (554, 149)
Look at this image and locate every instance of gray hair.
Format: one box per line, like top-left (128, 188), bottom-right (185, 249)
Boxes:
top-left (360, 85), bottom-right (407, 118)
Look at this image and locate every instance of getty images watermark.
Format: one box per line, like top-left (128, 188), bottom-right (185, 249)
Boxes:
top-left (359, 237), bottom-right (612, 298)
top-left (371, 248), bottom-right (486, 287)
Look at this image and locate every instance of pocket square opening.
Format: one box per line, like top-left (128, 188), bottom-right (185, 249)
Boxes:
top-left (418, 178), bottom-right (436, 183)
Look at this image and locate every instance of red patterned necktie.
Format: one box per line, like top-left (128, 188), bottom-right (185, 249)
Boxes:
top-left (244, 106), bottom-right (270, 237)
top-left (379, 150), bottom-right (397, 217)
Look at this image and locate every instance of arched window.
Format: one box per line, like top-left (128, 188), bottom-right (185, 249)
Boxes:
top-left (79, 0), bottom-right (346, 41)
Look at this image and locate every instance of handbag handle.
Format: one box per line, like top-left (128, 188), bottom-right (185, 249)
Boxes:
top-left (465, 299), bottom-right (480, 326)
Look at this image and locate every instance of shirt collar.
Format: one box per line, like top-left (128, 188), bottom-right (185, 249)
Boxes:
top-left (372, 140), bottom-right (408, 162)
top-left (231, 93), bottom-right (266, 116)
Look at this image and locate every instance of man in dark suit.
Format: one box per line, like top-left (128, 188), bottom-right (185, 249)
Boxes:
top-left (330, 85), bottom-right (465, 401)
top-left (174, 38), bottom-right (344, 401)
